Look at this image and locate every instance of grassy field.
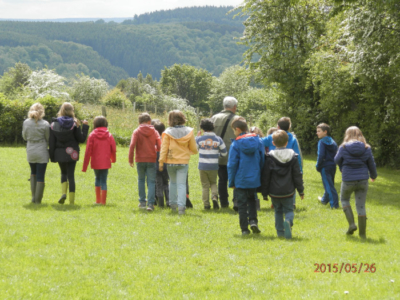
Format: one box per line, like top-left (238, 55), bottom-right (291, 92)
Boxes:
top-left (0, 146), bottom-right (399, 299)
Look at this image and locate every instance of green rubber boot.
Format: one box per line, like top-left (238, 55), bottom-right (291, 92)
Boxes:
top-left (34, 182), bottom-right (45, 204)
top-left (358, 216), bottom-right (367, 239)
top-left (30, 175), bottom-right (37, 203)
top-left (343, 206), bottom-right (357, 235)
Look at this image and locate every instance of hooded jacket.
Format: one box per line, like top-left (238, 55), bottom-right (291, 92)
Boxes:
top-left (159, 126), bottom-right (198, 166)
top-left (82, 127), bottom-right (116, 172)
top-left (262, 131), bottom-right (303, 172)
top-left (49, 116), bottom-right (89, 163)
top-left (227, 133), bottom-right (265, 189)
top-left (316, 136), bottom-right (338, 172)
top-left (334, 141), bottom-right (378, 182)
top-left (129, 124), bottom-right (161, 164)
top-left (261, 148), bottom-right (304, 198)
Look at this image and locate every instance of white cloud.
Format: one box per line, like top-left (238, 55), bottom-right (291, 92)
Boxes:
top-left (0, 0), bottom-right (243, 19)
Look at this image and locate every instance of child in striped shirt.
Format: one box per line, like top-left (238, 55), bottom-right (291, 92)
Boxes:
top-left (196, 119), bottom-right (227, 210)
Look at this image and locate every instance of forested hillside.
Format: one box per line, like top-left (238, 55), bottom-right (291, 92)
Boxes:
top-left (123, 6), bottom-right (244, 26)
top-left (0, 7), bottom-right (246, 85)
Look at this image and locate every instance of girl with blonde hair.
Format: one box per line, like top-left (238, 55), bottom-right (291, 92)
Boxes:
top-left (159, 110), bottom-right (198, 215)
top-left (22, 103), bottom-right (50, 204)
top-left (49, 102), bottom-right (89, 205)
top-left (334, 126), bottom-right (378, 239)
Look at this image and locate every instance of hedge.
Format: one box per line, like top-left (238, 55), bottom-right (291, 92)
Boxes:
top-left (0, 94), bottom-right (83, 143)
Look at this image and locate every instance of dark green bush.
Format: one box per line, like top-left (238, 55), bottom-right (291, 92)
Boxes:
top-left (0, 94), bottom-right (83, 143)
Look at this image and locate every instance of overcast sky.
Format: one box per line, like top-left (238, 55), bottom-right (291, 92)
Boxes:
top-left (0, 0), bottom-right (244, 19)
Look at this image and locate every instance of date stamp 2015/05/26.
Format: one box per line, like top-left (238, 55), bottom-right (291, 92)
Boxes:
top-left (314, 263), bottom-right (376, 273)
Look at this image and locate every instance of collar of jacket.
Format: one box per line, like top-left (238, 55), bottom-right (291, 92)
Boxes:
top-left (235, 133), bottom-right (256, 140)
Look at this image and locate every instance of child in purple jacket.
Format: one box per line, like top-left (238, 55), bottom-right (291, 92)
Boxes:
top-left (334, 126), bottom-right (377, 239)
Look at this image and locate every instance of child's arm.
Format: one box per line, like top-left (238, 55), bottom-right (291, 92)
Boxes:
top-left (155, 131), bottom-right (161, 152)
top-left (188, 131), bottom-right (198, 155)
top-left (44, 122), bottom-right (50, 146)
top-left (334, 146), bottom-right (344, 171)
top-left (227, 142), bottom-right (239, 188)
top-left (259, 139), bottom-right (265, 170)
top-left (316, 140), bottom-right (325, 172)
top-left (219, 138), bottom-right (227, 157)
top-left (128, 130), bottom-right (137, 167)
top-left (74, 123), bottom-right (89, 143)
top-left (293, 138), bottom-right (303, 173)
top-left (49, 126), bottom-right (56, 162)
top-left (159, 133), bottom-right (170, 171)
top-left (82, 134), bottom-right (93, 172)
top-left (261, 156), bottom-right (271, 199)
top-left (292, 156), bottom-right (305, 198)
top-left (110, 134), bottom-right (117, 163)
top-left (366, 148), bottom-right (378, 180)
top-left (262, 135), bottom-right (271, 148)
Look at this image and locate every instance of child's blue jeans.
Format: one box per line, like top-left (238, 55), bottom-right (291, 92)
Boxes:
top-left (167, 164), bottom-right (188, 207)
top-left (271, 195), bottom-right (295, 237)
top-left (320, 167), bottom-right (339, 208)
top-left (94, 169), bottom-right (108, 190)
top-left (136, 162), bottom-right (156, 205)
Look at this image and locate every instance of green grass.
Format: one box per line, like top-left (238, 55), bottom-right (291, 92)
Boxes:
top-left (0, 148), bottom-right (399, 299)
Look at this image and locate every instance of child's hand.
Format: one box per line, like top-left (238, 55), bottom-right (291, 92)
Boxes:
top-left (300, 195), bottom-right (304, 200)
top-left (197, 130), bottom-right (202, 137)
top-left (159, 165), bottom-right (163, 172)
top-left (130, 163), bottom-right (134, 168)
top-left (82, 120), bottom-right (89, 125)
top-left (371, 178), bottom-right (375, 182)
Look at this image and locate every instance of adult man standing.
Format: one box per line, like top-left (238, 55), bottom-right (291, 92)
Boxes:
top-left (211, 96), bottom-right (238, 209)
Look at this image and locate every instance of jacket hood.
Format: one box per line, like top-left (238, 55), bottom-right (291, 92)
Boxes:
top-left (57, 116), bottom-right (74, 129)
top-left (92, 127), bottom-right (110, 140)
top-left (344, 141), bottom-right (367, 157)
top-left (270, 148), bottom-right (296, 164)
top-left (137, 124), bottom-right (157, 137)
top-left (236, 133), bottom-right (258, 155)
top-left (321, 136), bottom-right (334, 145)
top-left (164, 126), bottom-right (194, 144)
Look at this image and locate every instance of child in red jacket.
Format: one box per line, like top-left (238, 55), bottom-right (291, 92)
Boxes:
top-left (129, 113), bottom-right (161, 211)
top-left (82, 116), bottom-right (116, 205)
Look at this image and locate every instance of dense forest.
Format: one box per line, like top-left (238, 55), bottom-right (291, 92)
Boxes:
top-left (123, 6), bottom-right (245, 26)
top-left (0, 6), bottom-right (245, 85)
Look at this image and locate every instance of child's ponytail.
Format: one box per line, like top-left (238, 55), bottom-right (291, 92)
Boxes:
top-left (28, 103), bottom-right (45, 123)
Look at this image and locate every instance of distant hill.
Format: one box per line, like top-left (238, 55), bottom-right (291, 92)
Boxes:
top-left (123, 6), bottom-right (244, 27)
top-left (0, 18), bottom-right (131, 23)
top-left (0, 6), bottom-right (246, 84)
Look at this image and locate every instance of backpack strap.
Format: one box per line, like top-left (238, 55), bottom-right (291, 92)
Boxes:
top-left (220, 113), bottom-right (234, 140)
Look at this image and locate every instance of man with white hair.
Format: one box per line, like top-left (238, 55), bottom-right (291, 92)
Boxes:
top-left (211, 96), bottom-right (238, 209)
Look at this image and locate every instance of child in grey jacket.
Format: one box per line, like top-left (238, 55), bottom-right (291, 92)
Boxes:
top-left (22, 103), bottom-right (50, 204)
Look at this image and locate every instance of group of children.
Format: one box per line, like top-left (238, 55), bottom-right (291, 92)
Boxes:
top-left (23, 102), bottom-right (377, 240)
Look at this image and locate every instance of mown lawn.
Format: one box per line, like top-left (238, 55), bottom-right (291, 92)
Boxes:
top-left (0, 147), bottom-right (399, 299)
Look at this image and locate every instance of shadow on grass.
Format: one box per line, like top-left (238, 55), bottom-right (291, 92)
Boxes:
top-left (84, 203), bottom-right (118, 208)
top-left (345, 235), bottom-right (386, 244)
top-left (234, 234), bottom-right (309, 242)
top-left (23, 203), bottom-right (50, 210)
top-left (201, 209), bottom-right (237, 215)
top-left (51, 204), bottom-right (82, 211)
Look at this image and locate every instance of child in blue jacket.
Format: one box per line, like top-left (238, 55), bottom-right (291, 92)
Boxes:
top-left (316, 123), bottom-right (339, 208)
top-left (228, 116), bottom-right (265, 235)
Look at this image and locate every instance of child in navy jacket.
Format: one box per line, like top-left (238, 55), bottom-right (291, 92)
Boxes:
top-left (334, 126), bottom-right (377, 239)
top-left (228, 116), bottom-right (264, 235)
top-left (316, 123), bottom-right (339, 208)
